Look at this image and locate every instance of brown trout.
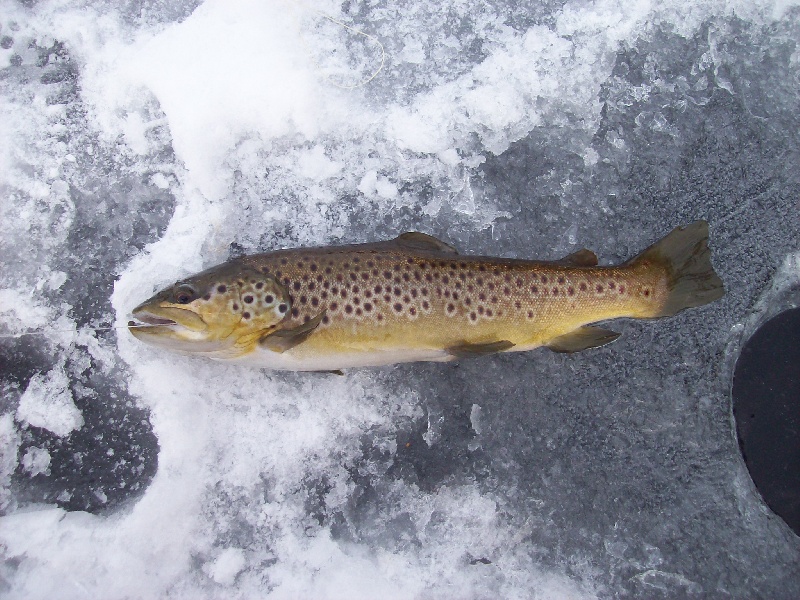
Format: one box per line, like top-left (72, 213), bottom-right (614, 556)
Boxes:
top-left (128, 221), bottom-right (724, 370)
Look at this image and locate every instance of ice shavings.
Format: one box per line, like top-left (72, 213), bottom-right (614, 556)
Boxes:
top-left (0, 413), bottom-right (21, 512)
top-left (16, 367), bottom-right (84, 437)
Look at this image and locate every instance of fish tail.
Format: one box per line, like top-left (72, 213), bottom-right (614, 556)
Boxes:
top-left (629, 221), bottom-right (725, 317)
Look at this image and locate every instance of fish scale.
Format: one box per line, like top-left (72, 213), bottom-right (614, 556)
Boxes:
top-left (129, 223), bottom-right (724, 370)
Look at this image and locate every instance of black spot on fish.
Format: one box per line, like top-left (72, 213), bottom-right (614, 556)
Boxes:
top-left (345, 305), bottom-right (353, 314)
top-left (243, 312), bottom-right (250, 319)
top-left (256, 282), bottom-right (264, 289)
top-left (330, 302), bottom-right (339, 311)
top-left (580, 282), bottom-right (587, 292)
top-left (232, 303), bottom-right (239, 310)
top-left (311, 297), bottom-right (319, 307)
top-left (217, 285), bottom-right (227, 293)
top-left (394, 303), bottom-right (403, 312)
top-left (203, 294), bottom-right (211, 301)
top-left (291, 308), bottom-right (299, 317)
top-left (278, 303), bottom-right (287, 313)
top-left (364, 302), bottom-right (372, 311)
top-left (244, 295), bottom-right (254, 304)
top-left (300, 295), bottom-right (307, 304)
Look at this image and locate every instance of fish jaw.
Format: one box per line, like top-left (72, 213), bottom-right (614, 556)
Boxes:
top-left (128, 303), bottom-right (223, 353)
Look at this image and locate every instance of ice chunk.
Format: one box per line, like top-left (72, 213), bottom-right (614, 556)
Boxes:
top-left (204, 548), bottom-right (247, 586)
top-left (16, 367), bottom-right (84, 437)
top-left (21, 447), bottom-right (51, 477)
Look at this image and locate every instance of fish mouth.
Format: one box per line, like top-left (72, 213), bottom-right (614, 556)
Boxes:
top-left (128, 304), bottom-right (208, 335)
top-left (128, 313), bottom-right (177, 327)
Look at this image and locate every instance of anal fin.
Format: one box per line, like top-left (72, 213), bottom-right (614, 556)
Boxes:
top-left (446, 340), bottom-right (514, 358)
top-left (546, 326), bottom-right (620, 353)
top-left (259, 310), bottom-right (326, 353)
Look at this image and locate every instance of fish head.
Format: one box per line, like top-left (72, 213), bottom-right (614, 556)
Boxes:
top-left (128, 263), bottom-right (290, 357)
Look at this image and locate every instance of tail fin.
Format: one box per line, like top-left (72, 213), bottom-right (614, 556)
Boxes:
top-left (630, 221), bottom-right (724, 317)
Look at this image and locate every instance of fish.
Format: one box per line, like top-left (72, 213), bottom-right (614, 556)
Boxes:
top-left (128, 221), bottom-right (724, 371)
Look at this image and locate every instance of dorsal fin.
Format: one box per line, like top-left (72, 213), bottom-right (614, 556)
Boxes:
top-left (395, 232), bottom-right (458, 254)
top-left (556, 248), bottom-right (598, 267)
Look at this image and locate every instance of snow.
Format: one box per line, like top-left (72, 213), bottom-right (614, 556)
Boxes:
top-left (1, 0), bottom-right (799, 598)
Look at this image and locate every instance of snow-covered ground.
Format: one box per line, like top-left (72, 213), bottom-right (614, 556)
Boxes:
top-left (1, 0), bottom-right (799, 597)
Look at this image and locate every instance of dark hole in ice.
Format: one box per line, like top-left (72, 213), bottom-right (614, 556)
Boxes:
top-left (733, 308), bottom-right (800, 536)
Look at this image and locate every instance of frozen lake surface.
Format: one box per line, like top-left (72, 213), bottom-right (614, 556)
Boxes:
top-left (1, 0), bottom-right (799, 597)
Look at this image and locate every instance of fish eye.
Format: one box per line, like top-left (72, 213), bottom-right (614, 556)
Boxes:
top-left (173, 284), bottom-right (199, 304)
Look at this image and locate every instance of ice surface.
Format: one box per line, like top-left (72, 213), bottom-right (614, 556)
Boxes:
top-left (1, 0), bottom-right (800, 598)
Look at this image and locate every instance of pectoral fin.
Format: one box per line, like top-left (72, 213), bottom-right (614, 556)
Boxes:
top-left (259, 310), bottom-right (326, 353)
top-left (546, 326), bottom-right (620, 353)
top-left (446, 340), bottom-right (514, 358)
